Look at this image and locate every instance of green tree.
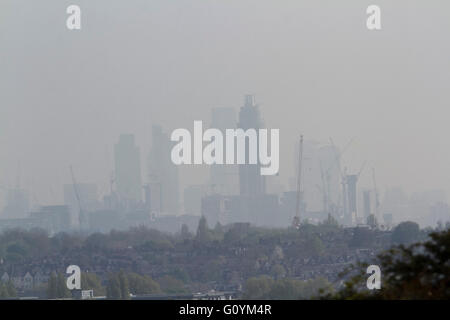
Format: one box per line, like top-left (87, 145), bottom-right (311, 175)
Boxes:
top-left (180, 224), bottom-right (192, 240)
top-left (106, 272), bottom-right (131, 299)
top-left (305, 234), bottom-right (325, 256)
top-left (322, 214), bottom-right (339, 228)
top-left (81, 272), bottom-right (105, 296)
top-left (47, 272), bottom-right (70, 299)
top-left (391, 221), bottom-right (420, 244)
top-left (266, 278), bottom-right (300, 299)
top-left (56, 273), bottom-right (71, 298)
top-left (195, 216), bottom-right (212, 243)
top-left (0, 284), bottom-right (7, 298)
top-left (350, 227), bottom-right (375, 248)
top-left (243, 276), bottom-right (274, 299)
top-left (243, 276), bottom-right (332, 299)
top-left (118, 271), bottom-right (130, 300)
top-left (127, 273), bottom-right (161, 295)
top-left (270, 264), bottom-right (286, 279)
top-left (106, 274), bottom-right (121, 299)
top-left (47, 272), bottom-right (58, 299)
top-left (158, 275), bottom-right (188, 294)
top-left (325, 229), bottom-right (450, 299)
top-left (6, 281), bottom-right (17, 297)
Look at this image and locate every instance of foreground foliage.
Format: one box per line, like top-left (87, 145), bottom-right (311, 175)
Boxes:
top-left (325, 229), bottom-right (450, 299)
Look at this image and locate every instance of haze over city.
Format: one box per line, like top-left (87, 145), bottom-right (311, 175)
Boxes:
top-left (1, 0), bottom-right (450, 228)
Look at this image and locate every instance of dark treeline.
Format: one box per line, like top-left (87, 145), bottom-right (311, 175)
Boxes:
top-left (0, 216), bottom-right (441, 299)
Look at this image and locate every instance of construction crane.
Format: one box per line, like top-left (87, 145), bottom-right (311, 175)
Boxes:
top-left (293, 135), bottom-right (304, 229)
top-left (109, 171), bottom-right (115, 194)
top-left (372, 168), bottom-right (380, 219)
top-left (328, 137), bottom-right (355, 174)
top-left (357, 161), bottom-right (367, 178)
top-left (341, 166), bottom-right (348, 219)
top-left (70, 166), bottom-right (85, 230)
top-left (326, 137), bottom-right (355, 211)
top-left (319, 162), bottom-right (328, 213)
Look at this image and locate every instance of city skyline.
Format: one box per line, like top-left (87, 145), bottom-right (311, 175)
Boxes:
top-left (1, 96), bottom-right (448, 229)
top-left (2, 1), bottom-right (450, 227)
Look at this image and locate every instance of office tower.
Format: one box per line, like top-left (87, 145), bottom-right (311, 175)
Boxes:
top-left (210, 107), bottom-right (238, 195)
top-left (237, 95), bottom-right (265, 197)
top-left (114, 134), bottom-right (142, 203)
top-left (1, 188), bottom-right (29, 219)
top-left (148, 125), bottom-right (179, 214)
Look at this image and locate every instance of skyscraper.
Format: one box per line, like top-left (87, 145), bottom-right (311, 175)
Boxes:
top-left (1, 188), bottom-right (29, 219)
top-left (238, 95), bottom-right (266, 197)
top-left (114, 134), bottom-right (142, 203)
top-left (148, 125), bottom-right (180, 214)
top-left (210, 107), bottom-right (238, 195)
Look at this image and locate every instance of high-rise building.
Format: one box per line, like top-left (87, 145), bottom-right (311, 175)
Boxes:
top-left (210, 107), bottom-right (238, 195)
top-left (363, 190), bottom-right (372, 221)
top-left (114, 134), bottom-right (142, 203)
top-left (237, 95), bottom-right (265, 197)
top-left (1, 188), bottom-right (29, 219)
top-left (148, 125), bottom-right (179, 214)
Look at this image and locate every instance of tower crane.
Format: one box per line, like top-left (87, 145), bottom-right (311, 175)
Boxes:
top-left (70, 166), bottom-right (85, 230)
top-left (372, 168), bottom-right (380, 219)
top-left (326, 137), bottom-right (355, 210)
top-left (293, 135), bottom-right (304, 229)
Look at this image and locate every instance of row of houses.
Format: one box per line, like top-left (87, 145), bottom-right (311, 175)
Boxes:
top-left (1, 271), bottom-right (49, 291)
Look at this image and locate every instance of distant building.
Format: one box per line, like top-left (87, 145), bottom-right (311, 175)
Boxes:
top-left (201, 193), bottom-right (281, 227)
top-left (238, 95), bottom-right (266, 198)
top-left (114, 134), bottom-right (142, 203)
top-left (201, 193), bottom-right (227, 226)
top-left (1, 188), bottom-right (29, 219)
top-left (209, 107), bottom-right (239, 195)
top-left (429, 202), bottom-right (450, 227)
top-left (64, 183), bottom-right (99, 227)
top-left (0, 205), bottom-right (71, 233)
top-left (290, 140), bottom-right (341, 215)
top-left (363, 190), bottom-right (372, 221)
top-left (29, 205), bottom-right (71, 233)
top-left (72, 289), bottom-right (95, 300)
top-left (1, 272), bottom-right (10, 283)
top-left (1, 271), bottom-right (49, 291)
top-left (148, 125), bottom-right (180, 215)
top-left (144, 182), bottom-right (162, 215)
top-left (184, 185), bottom-right (208, 215)
top-left (89, 210), bottom-right (121, 233)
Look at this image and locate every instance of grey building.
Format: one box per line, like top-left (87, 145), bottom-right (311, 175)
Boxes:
top-left (148, 125), bottom-right (180, 215)
top-left (237, 95), bottom-right (266, 198)
top-left (114, 134), bottom-right (142, 203)
top-left (209, 107), bottom-right (239, 195)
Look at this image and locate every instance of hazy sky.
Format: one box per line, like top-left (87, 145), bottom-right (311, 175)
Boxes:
top-left (1, 0), bottom-right (450, 208)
